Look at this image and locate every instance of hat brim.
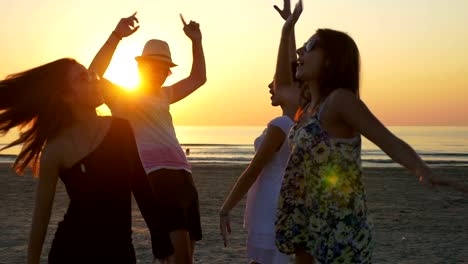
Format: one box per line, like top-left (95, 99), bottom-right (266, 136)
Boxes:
top-left (135, 56), bottom-right (177, 67)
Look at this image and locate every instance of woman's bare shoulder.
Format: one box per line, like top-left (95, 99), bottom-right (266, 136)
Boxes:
top-left (41, 134), bottom-right (67, 167)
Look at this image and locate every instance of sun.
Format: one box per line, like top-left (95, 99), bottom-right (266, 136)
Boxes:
top-left (103, 47), bottom-right (141, 92)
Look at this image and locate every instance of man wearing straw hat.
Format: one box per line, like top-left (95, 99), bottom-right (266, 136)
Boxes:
top-left (89, 12), bottom-right (206, 264)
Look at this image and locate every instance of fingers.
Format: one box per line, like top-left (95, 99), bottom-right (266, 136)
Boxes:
top-left (273, 5), bottom-right (282, 14)
top-left (186, 21), bottom-right (199, 29)
top-left (120, 14), bottom-right (139, 28)
top-left (219, 218), bottom-right (226, 246)
top-left (219, 216), bottom-right (231, 247)
top-left (180, 13), bottom-right (187, 26)
top-left (128, 11), bottom-right (139, 23)
top-left (189, 21), bottom-right (200, 29)
top-left (180, 14), bottom-right (201, 31)
top-left (293, 0), bottom-right (303, 15)
top-left (289, 0), bottom-right (303, 22)
top-left (182, 21), bottom-right (200, 35)
top-left (223, 232), bottom-right (228, 247)
top-left (427, 175), bottom-right (468, 194)
top-left (131, 25), bottom-right (140, 33)
top-left (220, 224), bottom-right (228, 247)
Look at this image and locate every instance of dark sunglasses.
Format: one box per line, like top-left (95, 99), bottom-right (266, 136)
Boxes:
top-left (303, 38), bottom-right (319, 53)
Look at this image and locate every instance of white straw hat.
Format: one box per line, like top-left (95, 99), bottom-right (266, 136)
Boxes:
top-left (135, 39), bottom-right (177, 67)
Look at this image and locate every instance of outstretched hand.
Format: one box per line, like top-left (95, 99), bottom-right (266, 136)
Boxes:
top-left (283, 0), bottom-right (303, 31)
top-left (219, 213), bottom-right (232, 247)
top-left (114, 12), bottom-right (139, 39)
top-left (180, 14), bottom-right (202, 42)
top-left (420, 172), bottom-right (468, 194)
top-left (274, 0), bottom-right (292, 21)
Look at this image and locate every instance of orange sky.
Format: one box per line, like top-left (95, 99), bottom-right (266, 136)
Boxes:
top-left (1, 0), bottom-right (467, 126)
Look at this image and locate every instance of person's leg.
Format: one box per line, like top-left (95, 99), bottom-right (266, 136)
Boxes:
top-left (165, 229), bottom-right (192, 264)
top-left (295, 249), bottom-right (316, 264)
top-left (149, 169), bottom-right (201, 264)
top-left (190, 240), bottom-right (196, 258)
top-left (186, 172), bottom-right (202, 262)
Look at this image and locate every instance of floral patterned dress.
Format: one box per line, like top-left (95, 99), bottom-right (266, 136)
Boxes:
top-left (275, 110), bottom-right (373, 263)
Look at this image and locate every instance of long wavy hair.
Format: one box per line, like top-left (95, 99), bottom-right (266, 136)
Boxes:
top-left (296, 29), bottom-right (361, 119)
top-left (0, 58), bottom-right (77, 175)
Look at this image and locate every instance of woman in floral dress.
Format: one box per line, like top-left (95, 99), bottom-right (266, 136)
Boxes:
top-left (274, 1), bottom-right (468, 263)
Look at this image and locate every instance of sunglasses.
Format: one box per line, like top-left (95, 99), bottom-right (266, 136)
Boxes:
top-left (303, 38), bottom-right (320, 53)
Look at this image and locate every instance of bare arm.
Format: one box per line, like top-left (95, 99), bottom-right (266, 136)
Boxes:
top-left (27, 144), bottom-right (60, 264)
top-left (330, 89), bottom-right (468, 193)
top-left (274, 0), bottom-right (302, 88)
top-left (98, 78), bottom-right (129, 114)
top-left (219, 125), bottom-right (286, 246)
top-left (167, 15), bottom-right (206, 104)
top-left (88, 12), bottom-right (139, 77)
top-left (274, 0), bottom-right (297, 63)
top-left (88, 13), bottom-right (139, 114)
top-left (88, 32), bottom-right (121, 78)
top-left (289, 27), bottom-right (297, 64)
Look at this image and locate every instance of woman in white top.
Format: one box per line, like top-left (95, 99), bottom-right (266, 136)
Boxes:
top-left (219, 1), bottom-right (301, 263)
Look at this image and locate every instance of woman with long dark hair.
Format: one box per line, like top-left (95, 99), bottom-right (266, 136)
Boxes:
top-left (0, 58), bottom-right (173, 263)
top-left (274, 1), bottom-right (468, 263)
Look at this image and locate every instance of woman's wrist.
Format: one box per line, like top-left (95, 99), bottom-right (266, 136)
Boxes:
top-left (219, 209), bottom-right (229, 217)
top-left (105, 32), bottom-right (121, 48)
top-left (111, 31), bottom-right (122, 41)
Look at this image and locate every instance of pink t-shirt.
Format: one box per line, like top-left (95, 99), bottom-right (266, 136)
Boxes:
top-left (111, 88), bottom-right (190, 174)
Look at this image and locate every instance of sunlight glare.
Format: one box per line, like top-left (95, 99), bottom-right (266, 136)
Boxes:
top-left (103, 46), bottom-right (141, 92)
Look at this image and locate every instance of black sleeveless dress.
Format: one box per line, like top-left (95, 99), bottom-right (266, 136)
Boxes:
top-left (48, 118), bottom-right (173, 264)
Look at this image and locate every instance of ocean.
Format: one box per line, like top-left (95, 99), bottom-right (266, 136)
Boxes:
top-left (1, 126), bottom-right (467, 167)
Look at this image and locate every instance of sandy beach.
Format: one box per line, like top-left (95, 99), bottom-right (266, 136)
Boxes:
top-left (1, 163), bottom-right (467, 263)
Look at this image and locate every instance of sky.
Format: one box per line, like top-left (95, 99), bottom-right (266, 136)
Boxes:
top-left (1, 0), bottom-right (467, 126)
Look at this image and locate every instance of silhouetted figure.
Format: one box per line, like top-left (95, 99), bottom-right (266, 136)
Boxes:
top-left (0, 58), bottom-right (173, 264)
top-left (89, 12), bottom-right (206, 264)
top-left (275, 1), bottom-right (467, 263)
top-left (219, 1), bottom-right (300, 263)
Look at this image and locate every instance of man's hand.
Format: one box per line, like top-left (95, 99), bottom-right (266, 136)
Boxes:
top-left (180, 14), bottom-right (202, 42)
top-left (114, 12), bottom-right (140, 39)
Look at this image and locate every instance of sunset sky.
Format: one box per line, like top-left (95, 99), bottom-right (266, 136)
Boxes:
top-left (1, 0), bottom-right (467, 126)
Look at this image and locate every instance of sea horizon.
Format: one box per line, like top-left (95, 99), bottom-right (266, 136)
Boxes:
top-left (1, 125), bottom-right (467, 168)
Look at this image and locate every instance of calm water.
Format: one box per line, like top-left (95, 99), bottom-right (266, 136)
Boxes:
top-left (1, 126), bottom-right (467, 167)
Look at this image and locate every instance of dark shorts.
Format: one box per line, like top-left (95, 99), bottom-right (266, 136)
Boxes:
top-left (148, 169), bottom-right (202, 241)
